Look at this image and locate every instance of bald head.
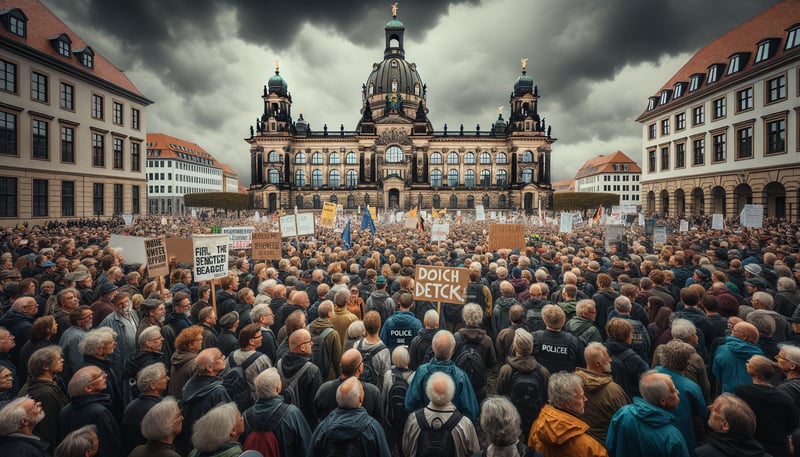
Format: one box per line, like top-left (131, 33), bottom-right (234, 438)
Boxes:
top-left (336, 376), bottom-right (363, 409)
top-left (196, 348), bottom-right (222, 374)
top-left (293, 291), bottom-right (309, 308)
top-left (340, 348), bottom-right (363, 377)
top-left (733, 322), bottom-right (759, 344)
top-left (289, 328), bottom-right (311, 353)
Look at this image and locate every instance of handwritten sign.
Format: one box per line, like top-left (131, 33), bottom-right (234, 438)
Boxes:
top-left (144, 237), bottom-right (169, 278)
top-left (251, 232), bottom-right (282, 261)
top-left (320, 202), bottom-right (337, 228)
top-left (280, 215), bottom-right (297, 238)
top-left (108, 234), bottom-right (146, 264)
top-left (740, 204), bottom-right (763, 228)
top-left (296, 213), bottom-right (315, 236)
top-left (604, 225), bottom-right (625, 252)
top-left (488, 224), bottom-right (526, 252)
top-left (559, 213), bottom-right (573, 233)
top-left (192, 235), bottom-right (229, 281)
top-left (414, 265), bottom-right (469, 304)
top-left (431, 223), bottom-right (450, 242)
top-left (711, 214), bottom-right (724, 230)
top-left (654, 225), bottom-right (667, 244)
top-left (222, 226), bottom-right (254, 250)
top-left (475, 204), bottom-right (485, 221)
top-left (679, 220), bottom-right (689, 232)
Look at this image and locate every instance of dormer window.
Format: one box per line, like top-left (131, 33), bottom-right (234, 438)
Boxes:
top-left (673, 82), bottom-right (686, 99)
top-left (647, 97), bottom-right (657, 111)
top-left (786, 24), bottom-right (800, 50)
top-left (50, 34), bottom-right (72, 58)
top-left (74, 47), bottom-right (94, 69)
top-left (755, 38), bottom-right (780, 64)
top-left (1, 8), bottom-right (27, 38)
top-left (689, 73), bottom-right (704, 92)
top-left (659, 90), bottom-right (672, 105)
top-left (726, 53), bottom-right (748, 75)
top-left (707, 63), bottom-right (724, 84)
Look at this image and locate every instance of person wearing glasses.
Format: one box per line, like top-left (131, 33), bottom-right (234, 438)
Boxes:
top-left (59, 366), bottom-right (125, 457)
top-left (776, 344), bottom-right (800, 412)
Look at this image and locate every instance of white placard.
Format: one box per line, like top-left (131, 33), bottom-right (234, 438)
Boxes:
top-left (654, 225), bottom-right (667, 244)
top-left (279, 215), bottom-right (297, 238)
top-left (740, 204), bottom-right (763, 228)
top-left (475, 204), bottom-right (485, 221)
top-left (222, 226), bottom-right (255, 250)
top-left (192, 234), bottom-right (229, 281)
top-left (679, 220), bottom-right (689, 232)
top-left (711, 214), bottom-right (724, 230)
top-left (108, 234), bottom-right (147, 264)
top-left (296, 213), bottom-right (315, 236)
top-left (431, 223), bottom-right (449, 242)
top-left (122, 214), bottom-right (133, 225)
top-left (559, 212), bottom-right (573, 233)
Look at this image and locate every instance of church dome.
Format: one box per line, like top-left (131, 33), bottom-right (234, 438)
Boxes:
top-left (268, 70), bottom-right (288, 96)
top-left (365, 58), bottom-right (424, 99)
top-left (386, 18), bottom-right (404, 29)
top-left (514, 72), bottom-right (534, 96)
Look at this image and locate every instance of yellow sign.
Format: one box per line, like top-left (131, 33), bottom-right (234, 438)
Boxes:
top-left (320, 202), bottom-right (337, 228)
top-left (369, 206), bottom-right (377, 223)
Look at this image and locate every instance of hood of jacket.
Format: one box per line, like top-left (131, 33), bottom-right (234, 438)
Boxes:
top-left (323, 407), bottom-right (375, 442)
top-left (724, 336), bottom-right (763, 361)
top-left (458, 327), bottom-right (487, 343)
top-left (627, 397), bottom-right (675, 427)
top-left (69, 392), bottom-right (112, 410)
top-left (170, 349), bottom-right (198, 368)
top-left (308, 317), bottom-right (335, 335)
top-left (533, 404), bottom-right (590, 445)
top-left (575, 367), bottom-right (613, 394)
top-left (182, 375), bottom-right (224, 403)
top-left (506, 355), bottom-right (541, 373)
top-left (278, 352), bottom-right (312, 378)
top-left (557, 300), bottom-right (577, 314)
top-left (699, 432), bottom-right (767, 457)
top-left (369, 289), bottom-right (390, 300)
top-left (0, 310), bottom-right (32, 328)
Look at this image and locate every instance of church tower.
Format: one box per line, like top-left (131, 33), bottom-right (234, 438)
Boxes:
top-left (260, 62), bottom-right (293, 134)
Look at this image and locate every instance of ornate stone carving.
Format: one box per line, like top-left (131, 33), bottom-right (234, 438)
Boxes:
top-left (375, 128), bottom-right (411, 146)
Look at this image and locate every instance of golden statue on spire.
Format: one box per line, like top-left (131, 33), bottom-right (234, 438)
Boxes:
top-left (275, 59), bottom-right (280, 72)
top-left (521, 58), bottom-right (528, 72)
top-left (498, 106), bottom-right (503, 114)
top-left (391, 2), bottom-right (399, 17)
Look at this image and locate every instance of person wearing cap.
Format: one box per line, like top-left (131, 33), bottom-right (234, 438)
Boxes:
top-left (365, 275), bottom-right (396, 326)
top-left (38, 260), bottom-right (57, 288)
top-left (216, 311), bottom-right (239, 357)
top-left (712, 321), bottom-right (763, 394)
top-left (90, 281), bottom-right (118, 328)
top-left (70, 266), bottom-right (95, 306)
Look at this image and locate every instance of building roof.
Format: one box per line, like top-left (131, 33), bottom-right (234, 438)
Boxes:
top-left (0, 0), bottom-right (149, 101)
top-left (220, 163), bottom-right (237, 178)
top-left (638, 0), bottom-right (800, 120)
top-left (551, 178), bottom-right (575, 192)
top-left (574, 151), bottom-right (641, 179)
top-left (147, 133), bottom-right (238, 180)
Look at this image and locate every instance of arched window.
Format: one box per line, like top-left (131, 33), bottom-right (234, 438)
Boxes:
top-left (430, 169), bottom-right (442, 187)
top-left (329, 152), bottom-right (340, 165)
top-left (414, 83), bottom-right (420, 96)
top-left (497, 170), bottom-right (508, 187)
top-left (295, 152), bottom-right (306, 164)
top-left (312, 169), bottom-right (323, 187)
top-left (313, 195), bottom-right (321, 209)
top-left (346, 170), bottom-right (358, 188)
top-left (467, 195), bottom-right (474, 208)
top-left (330, 195), bottom-right (337, 203)
top-left (347, 194), bottom-right (355, 209)
top-left (268, 169), bottom-right (280, 184)
top-left (385, 146), bottom-right (403, 163)
top-left (329, 169), bottom-right (340, 187)
top-left (480, 169), bottom-right (491, 186)
top-left (496, 152), bottom-right (507, 164)
top-left (268, 151), bottom-right (281, 163)
top-left (480, 152), bottom-right (491, 164)
top-left (433, 194), bottom-right (441, 209)
top-left (521, 168), bottom-right (533, 183)
top-left (346, 152), bottom-right (357, 164)
top-left (447, 169), bottom-right (459, 187)
top-left (295, 169), bottom-right (306, 187)
top-left (430, 152), bottom-right (442, 164)
top-left (465, 169), bottom-right (475, 188)
top-left (368, 83), bottom-right (374, 95)
top-left (295, 195), bottom-right (303, 208)
top-left (522, 150), bottom-right (533, 163)
top-left (499, 194), bottom-right (507, 208)
top-left (464, 152), bottom-right (476, 164)
top-left (447, 152), bottom-right (459, 164)
top-left (482, 194), bottom-right (490, 207)
top-left (311, 152), bottom-right (323, 165)
top-left (450, 194), bottom-right (458, 209)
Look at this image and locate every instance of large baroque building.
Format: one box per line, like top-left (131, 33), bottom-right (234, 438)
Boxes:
top-left (146, 133), bottom-right (240, 215)
top-left (248, 12), bottom-right (554, 214)
top-left (0, 0), bottom-right (152, 225)
top-left (573, 151), bottom-right (642, 205)
top-left (638, 0), bottom-right (800, 220)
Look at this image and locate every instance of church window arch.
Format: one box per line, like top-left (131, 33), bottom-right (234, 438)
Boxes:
top-left (385, 146), bottom-right (403, 163)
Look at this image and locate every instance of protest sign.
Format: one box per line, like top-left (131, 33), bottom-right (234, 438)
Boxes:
top-left (431, 223), bottom-right (449, 242)
top-left (414, 265), bottom-right (469, 304)
top-left (559, 213), bottom-right (573, 233)
top-left (144, 237), bottom-right (169, 278)
top-left (488, 224), bottom-right (526, 252)
top-left (222, 226), bottom-right (255, 250)
top-left (296, 213), bottom-right (315, 236)
top-left (108, 234), bottom-right (147, 264)
top-left (711, 213), bottom-right (724, 230)
top-left (164, 238), bottom-right (194, 264)
top-left (679, 220), bottom-right (689, 232)
top-left (192, 235), bottom-right (229, 281)
top-left (251, 232), bottom-right (282, 261)
top-left (122, 214), bottom-right (133, 225)
top-left (320, 202), bottom-right (337, 228)
top-left (280, 215), bottom-right (297, 238)
top-left (475, 204), bottom-right (485, 221)
top-left (604, 225), bottom-right (625, 252)
top-left (654, 225), bottom-right (667, 244)
top-left (740, 204), bottom-right (763, 228)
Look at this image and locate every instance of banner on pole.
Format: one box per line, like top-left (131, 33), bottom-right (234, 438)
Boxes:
top-left (144, 237), bottom-right (169, 278)
top-left (192, 235), bottom-right (229, 281)
top-left (251, 232), bottom-right (282, 261)
top-left (414, 265), bottom-right (469, 304)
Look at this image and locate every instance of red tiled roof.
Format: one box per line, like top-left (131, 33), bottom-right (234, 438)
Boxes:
top-left (220, 163), bottom-right (237, 178)
top-left (639, 0), bottom-right (800, 119)
top-left (0, 0), bottom-right (148, 100)
top-left (574, 151), bottom-right (641, 179)
top-left (147, 133), bottom-right (214, 160)
top-left (552, 178), bottom-right (575, 192)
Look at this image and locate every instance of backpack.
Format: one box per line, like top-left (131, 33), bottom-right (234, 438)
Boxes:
top-left (526, 306), bottom-right (545, 332)
top-left (386, 368), bottom-right (410, 429)
top-left (322, 440), bottom-right (362, 457)
top-left (366, 293), bottom-right (393, 324)
top-left (415, 409), bottom-right (462, 457)
top-left (609, 349), bottom-right (637, 397)
top-left (564, 319), bottom-right (594, 345)
top-left (242, 402), bottom-right (289, 457)
top-left (310, 327), bottom-right (334, 378)
top-left (508, 365), bottom-right (546, 430)
top-left (277, 360), bottom-right (312, 406)
top-left (466, 283), bottom-right (486, 310)
top-left (454, 334), bottom-right (487, 394)
top-left (222, 352), bottom-right (262, 411)
top-left (357, 339), bottom-right (386, 386)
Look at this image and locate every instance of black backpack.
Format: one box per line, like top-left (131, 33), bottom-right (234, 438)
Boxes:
top-left (610, 349), bottom-right (637, 398)
top-left (386, 368), bottom-right (410, 429)
top-left (310, 327), bottom-right (334, 378)
top-left (323, 440), bottom-right (362, 457)
top-left (367, 294), bottom-right (393, 324)
top-left (526, 307), bottom-right (545, 332)
top-left (222, 352), bottom-right (261, 411)
top-left (466, 283), bottom-right (486, 310)
top-left (277, 360), bottom-right (312, 406)
top-left (454, 335), bottom-right (487, 394)
top-left (357, 339), bottom-right (386, 386)
top-left (508, 365), bottom-right (546, 431)
top-left (415, 409), bottom-right (462, 457)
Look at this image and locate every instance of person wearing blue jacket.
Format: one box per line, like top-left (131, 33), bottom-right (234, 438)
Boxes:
top-left (379, 292), bottom-right (422, 351)
top-left (712, 322), bottom-right (763, 393)
top-left (404, 329), bottom-right (479, 423)
top-left (606, 371), bottom-right (689, 457)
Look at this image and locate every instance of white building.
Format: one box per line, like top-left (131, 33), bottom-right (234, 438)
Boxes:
top-left (0, 0), bottom-right (152, 225)
top-left (573, 151), bottom-right (642, 205)
top-left (637, 0), bottom-right (800, 220)
top-left (146, 132), bottom-right (239, 214)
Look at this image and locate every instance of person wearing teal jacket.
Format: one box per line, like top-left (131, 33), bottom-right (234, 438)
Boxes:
top-left (711, 322), bottom-right (763, 393)
top-left (606, 371), bottom-right (689, 457)
top-left (403, 329), bottom-right (479, 423)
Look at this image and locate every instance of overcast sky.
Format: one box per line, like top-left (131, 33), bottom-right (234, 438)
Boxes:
top-left (42, 0), bottom-right (779, 184)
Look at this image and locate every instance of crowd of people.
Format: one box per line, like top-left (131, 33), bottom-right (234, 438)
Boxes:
top-left (0, 212), bottom-right (799, 457)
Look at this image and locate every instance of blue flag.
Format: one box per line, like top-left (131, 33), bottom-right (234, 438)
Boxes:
top-left (361, 206), bottom-right (376, 235)
top-left (342, 219), bottom-right (351, 249)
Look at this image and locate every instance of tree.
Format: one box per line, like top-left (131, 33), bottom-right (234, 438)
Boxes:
top-left (553, 192), bottom-right (619, 215)
top-left (183, 192), bottom-right (249, 212)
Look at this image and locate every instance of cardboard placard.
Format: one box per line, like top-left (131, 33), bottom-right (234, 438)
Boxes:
top-left (296, 213), bottom-right (315, 236)
top-left (488, 224), bottom-right (526, 252)
top-left (164, 238), bottom-right (194, 265)
top-left (414, 265), bottom-right (470, 304)
top-left (251, 232), bottom-right (282, 261)
top-left (144, 237), bottom-right (169, 278)
top-left (475, 204), bottom-right (485, 221)
top-left (192, 235), bottom-right (229, 281)
top-left (654, 225), bottom-right (667, 244)
top-left (604, 225), bottom-right (625, 252)
top-left (711, 213), bottom-right (724, 230)
top-left (559, 213), bottom-right (573, 233)
top-left (740, 204), bottom-right (763, 228)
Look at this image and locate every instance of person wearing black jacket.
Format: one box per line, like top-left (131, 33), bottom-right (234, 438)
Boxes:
top-left (532, 305), bottom-right (584, 374)
top-left (314, 347), bottom-right (382, 426)
top-left (278, 329), bottom-right (324, 428)
top-left (178, 348), bottom-right (230, 456)
top-left (694, 393), bottom-right (770, 457)
top-left (408, 310), bottom-right (440, 370)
